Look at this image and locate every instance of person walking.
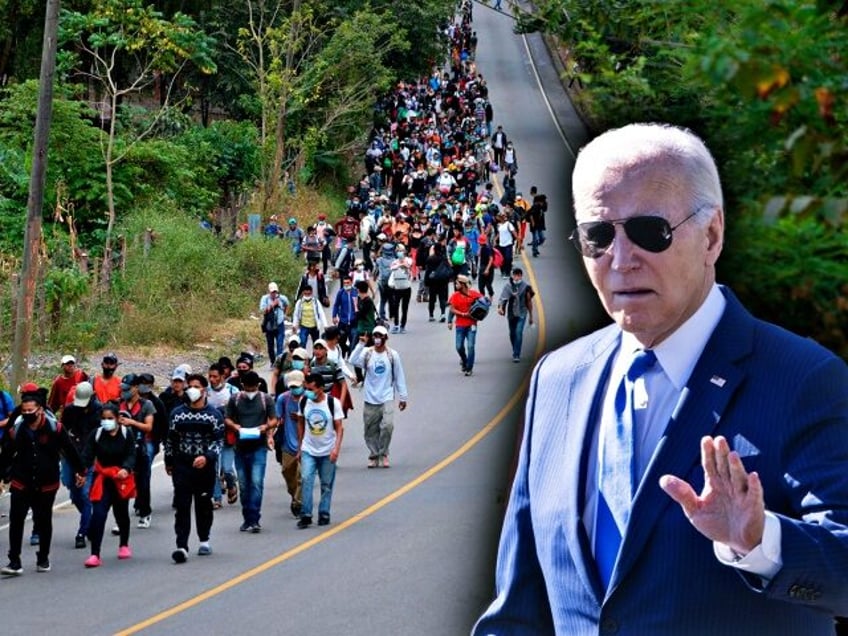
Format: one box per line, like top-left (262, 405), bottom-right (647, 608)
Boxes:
top-left (292, 286), bottom-right (329, 349)
top-left (225, 371), bottom-right (277, 533)
top-left (295, 373), bottom-right (345, 529)
top-left (448, 274), bottom-right (484, 376)
top-left (165, 374), bottom-right (224, 563)
top-left (387, 244), bottom-right (413, 333)
top-left (348, 326), bottom-right (409, 468)
top-left (0, 388), bottom-right (84, 575)
top-left (260, 282), bottom-right (290, 367)
top-left (80, 402), bottom-right (137, 568)
top-left (496, 267), bottom-right (536, 362)
top-left (117, 374), bottom-right (155, 530)
top-left (274, 370), bottom-right (306, 518)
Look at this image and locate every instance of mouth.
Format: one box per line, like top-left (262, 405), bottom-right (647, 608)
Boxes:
top-left (613, 288), bottom-right (654, 299)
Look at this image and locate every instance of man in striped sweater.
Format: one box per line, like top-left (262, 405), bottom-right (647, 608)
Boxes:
top-left (164, 374), bottom-right (224, 564)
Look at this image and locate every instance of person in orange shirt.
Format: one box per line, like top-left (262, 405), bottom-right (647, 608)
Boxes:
top-left (92, 353), bottom-right (121, 404)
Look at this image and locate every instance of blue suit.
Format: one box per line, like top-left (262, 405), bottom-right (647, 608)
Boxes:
top-left (475, 288), bottom-right (848, 635)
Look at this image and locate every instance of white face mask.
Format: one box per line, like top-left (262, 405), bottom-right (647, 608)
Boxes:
top-left (373, 337), bottom-right (384, 346)
top-left (101, 418), bottom-right (117, 432)
top-left (186, 387), bottom-right (203, 403)
top-left (244, 391), bottom-right (258, 400)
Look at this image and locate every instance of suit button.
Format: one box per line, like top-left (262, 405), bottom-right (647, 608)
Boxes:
top-left (600, 618), bottom-right (619, 633)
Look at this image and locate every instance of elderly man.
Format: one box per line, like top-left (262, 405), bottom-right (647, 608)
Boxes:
top-left (474, 123), bottom-right (848, 635)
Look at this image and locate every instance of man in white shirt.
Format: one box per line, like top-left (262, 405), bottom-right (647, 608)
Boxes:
top-left (348, 326), bottom-right (409, 468)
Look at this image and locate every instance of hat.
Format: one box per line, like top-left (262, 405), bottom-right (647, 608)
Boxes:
top-left (288, 334), bottom-right (301, 345)
top-left (292, 347), bottom-right (309, 360)
top-left (377, 233), bottom-right (387, 241)
top-left (456, 274), bottom-right (471, 285)
top-left (73, 382), bottom-right (93, 407)
top-left (121, 373), bottom-right (138, 388)
top-left (317, 213), bottom-right (327, 220)
top-left (285, 370), bottom-right (305, 388)
top-left (268, 282), bottom-right (279, 292)
top-left (176, 363), bottom-right (192, 375)
top-left (20, 382), bottom-right (40, 393)
top-left (515, 193), bottom-right (523, 200)
top-left (288, 217), bottom-right (297, 225)
top-left (171, 367), bottom-right (187, 382)
top-left (372, 325), bottom-right (389, 337)
top-left (61, 354), bottom-right (76, 365)
top-left (102, 352), bottom-right (118, 364)
top-left (137, 373), bottom-right (154, 394)
top-left (313, 339), bottom-right (328, 349)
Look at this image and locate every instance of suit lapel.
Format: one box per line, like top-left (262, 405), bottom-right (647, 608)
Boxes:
top-left (609, 289), bottom-right (756, 595)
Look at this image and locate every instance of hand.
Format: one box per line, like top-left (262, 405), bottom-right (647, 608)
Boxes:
top-left (116, 469), bottom-right (129, 480)
top-left (75, 474), bottom-right (86, 488)
top-left (660, 435), bottom-right (765, 556)
top-left (497, 307), bottom-right (505, 316)
top-left (165, 466), bottom-right (173, 476)
top-left (330, 448), bottom-right (339, 463)
top-left (192, 456), bottom-right (207, 469)
top-left (398, 401), bottom-right (407, 412)
top-left (447, 323), bottom-right (453, 331)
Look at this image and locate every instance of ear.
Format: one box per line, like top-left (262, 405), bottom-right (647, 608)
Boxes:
top-left (704, 207), bottom-right (724, 267)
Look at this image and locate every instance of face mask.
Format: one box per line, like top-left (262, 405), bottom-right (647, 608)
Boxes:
top-left (244, 391), bottom-right (258, 400)
top-left (343, 285), bottom-right (352, 291)
top-left (511, 279), bottom-right (520, 287)
top-left (101, 418), bottom-right (117, 432)
top-left (186, 387), bottom-right (203, 403)
top-left (356, 265), bottom-right (364, 271)
top-left (291, 386), bottom-right (304, 396)
top-left (373, 337), bottom-right (384, 346)
top-left (121, 390), bottom-right (133, 401)
top-left (22, 412), bottom-right (38, 425)
top-left (292, 360), bottom-right (305, 370)
top-left (304, 389), bottom-right (317, 401)
top-left (102, 367), bottom-right (115, 378)
top-left (211, 382), bottom-right (223, 390)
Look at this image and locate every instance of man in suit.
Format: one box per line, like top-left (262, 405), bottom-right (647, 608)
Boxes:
top-left (473, 123), bottom-right (848, 635)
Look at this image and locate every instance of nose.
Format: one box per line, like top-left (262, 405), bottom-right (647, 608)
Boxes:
top-left (608, 225), bottom-right (640, 271)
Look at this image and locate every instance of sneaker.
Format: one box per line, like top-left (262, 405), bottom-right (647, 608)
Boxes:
top-left (513, 356), bottom-right (520, 363)
top-left (197, 543), bottom-right (212, 556)
top-left (367, 458), bottom-right (378, 468)
top-left (464, 369), bottom-right (473, 376)
top-left (297, 516), bottom-right (312, 529)
top-left (382, 455), bottom-right (390, 468)
top-left (390, 325), bottom-right (399, 334)
top-left (29, 533), bottom-right (39, 546)
top-left (239, 522), bottom-right (251, 532)
top-left (1, 561), bottom-right (23, 576)
top-left (137, 515), bottom-right (151, 529)
top-left (249, 524), bottom-right (262, 534)
top-left (317, 514), bottom-right (330, 526)
top-left (212, 499), bottom-right (223, 510)
top-left (290, 502), bottom-right (302, 518)
top-left (172, 548), bottom-right (188, 564)
top-left (428, 316), bottom-right (435, 322)
top-left (75, 534), bottom-right (87, 549)
top-left (227, 486), bottom-right (238, 505)
top-left (117, 545), bottom-right (132, 560)
top-left (84, 555), bottom-right (101, 568)
top-left (439, 314), bottom-right (446, 323)
top-left (110, 525), bottom-right (120, 536)
top-left (399, 327), bottom-right (406, 334)
top-left (36, 559), bottom-right (50, 573)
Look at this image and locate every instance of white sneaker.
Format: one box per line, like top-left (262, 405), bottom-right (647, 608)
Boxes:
top-left (137, 515), bottom-right (151, 529)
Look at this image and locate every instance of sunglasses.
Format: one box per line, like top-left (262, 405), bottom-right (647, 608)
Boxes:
top-left (569, 211), bottom-right (698, 258)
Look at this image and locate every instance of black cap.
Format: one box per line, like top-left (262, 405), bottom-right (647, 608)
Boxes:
top-left (121, 373), bottom-right (138, 387)
top-left (103, 352), bottom-right (119, 364)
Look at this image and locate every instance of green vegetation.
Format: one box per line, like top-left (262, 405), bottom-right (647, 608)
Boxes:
top-left (519, 0), bottom-right (847, 357)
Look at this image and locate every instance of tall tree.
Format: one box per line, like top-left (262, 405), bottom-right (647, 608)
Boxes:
top-left (59, 0), bottom-right (216, 289)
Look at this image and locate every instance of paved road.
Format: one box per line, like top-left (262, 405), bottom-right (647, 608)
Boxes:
top-left (0, 5), bottom-right (607, 634)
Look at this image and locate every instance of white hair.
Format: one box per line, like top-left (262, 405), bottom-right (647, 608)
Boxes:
top-left (572, 123), bottom-right (723, 226)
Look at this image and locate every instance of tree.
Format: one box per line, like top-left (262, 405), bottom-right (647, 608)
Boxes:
top-left (59, 0), bottom-right (216, 289)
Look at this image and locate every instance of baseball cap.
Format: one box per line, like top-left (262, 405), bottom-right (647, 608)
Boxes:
top-left (285, 370), bottom-right (305, 387)
top-left (73, 382), bottom-right (94, 407)
top-left (121, 373), bottom-right (138, 388)
top-left (288, 334), bottom-right (301, 345)
top-left (20, 382), bottom-right (40, 393)
top-left (292, 347), bottom-right (309, 360)
top-left (102, 352), bottom-right (119, 364)
top-left (61, 354), bottom-right (76, 365)
top-left (171, 367), bottom-right (187, 382)
top-left (137, 373), bottom-right (154, 394)
top-left (372, 325), bottom-right (389, 337)
top-left (268, 282), bottom-right (279, 292)
top-left (313, 339), bottom-right (328, 349)
top-left (288, 217), bottom-right (297, 225)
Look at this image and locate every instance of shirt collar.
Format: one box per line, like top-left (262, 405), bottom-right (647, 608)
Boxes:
top-left (619, 284), bottom-right (726, 389)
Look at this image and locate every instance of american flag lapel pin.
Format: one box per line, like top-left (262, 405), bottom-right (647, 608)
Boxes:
top-left (710, 375), bottom-right (726, 387)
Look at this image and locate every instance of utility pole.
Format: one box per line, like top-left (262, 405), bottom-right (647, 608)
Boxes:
top-left (10, 0), bottom-right (61, 391)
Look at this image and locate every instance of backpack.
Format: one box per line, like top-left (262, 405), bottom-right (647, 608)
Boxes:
top-left (469, 296), bottom-right (492, 321)
top-left (492, 248), bottom-right (504, 268)
top-left (450, 241), bottom-right (467, 266)
top-left (363, 346), bottom-right (398, 384)
top-left (388, 266), bottom-right (411, 290)
top-left (95, 424), bottom-right (129, 442)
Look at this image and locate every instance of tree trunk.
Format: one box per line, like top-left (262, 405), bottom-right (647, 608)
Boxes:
top-left (10, 0), bottom-right (60, 391)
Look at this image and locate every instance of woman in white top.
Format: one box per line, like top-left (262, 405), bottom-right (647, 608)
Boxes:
top-left (387, 245), bottom-right (414, 333)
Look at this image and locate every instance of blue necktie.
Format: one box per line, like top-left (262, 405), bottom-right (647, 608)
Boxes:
top-left (595, 349), bottom-right (657, 590)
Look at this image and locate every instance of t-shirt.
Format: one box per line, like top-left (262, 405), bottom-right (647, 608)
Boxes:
top-left (297, 396), bottom-right (342, 457)
top-left (226, 392), bottom-right (275, 453)
top-left (449, 289), bottom-right (483, 328)
top-left (93, 374), bottom-right (121, 404)
top-left (496, 221), bottom-right (515, 247)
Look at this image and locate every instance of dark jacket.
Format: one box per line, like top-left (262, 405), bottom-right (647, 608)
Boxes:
top-left (61, 399), bottom-right (103, 452)
top-left (0, 412), bottom-right (83, 492)
top-left (81, 425), bottom-right (136, 472)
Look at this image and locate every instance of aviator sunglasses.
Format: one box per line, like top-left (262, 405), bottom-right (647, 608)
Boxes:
top-left (569, 211), bottom-right (699, 258)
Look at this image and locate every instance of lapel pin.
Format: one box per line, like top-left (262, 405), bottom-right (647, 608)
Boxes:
top-left (710, 375), bottom-right (726, 387)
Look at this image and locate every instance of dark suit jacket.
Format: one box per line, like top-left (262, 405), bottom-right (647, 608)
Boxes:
top-left (474, 287), bottom-right (848, 635)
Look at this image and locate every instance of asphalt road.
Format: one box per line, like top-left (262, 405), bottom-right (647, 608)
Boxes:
top-left (0, 4), bottom-right (607, 634)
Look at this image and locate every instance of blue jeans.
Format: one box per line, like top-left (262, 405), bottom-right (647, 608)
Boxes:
top-left (61, 459), bottom-right (93, 535)
top-left (300, 452), bottom-right (336, 519)
top-left (212, 445), bottom-right (237, 501)
top-left (531, 229), bottom-right (544, 255)
top-left (299, 325), bottom-right (319, 349)
top-left (455, 325), bottom-right (477, 371)
top-left (235, 447), bottom-right (267, 525)
top-left (508, 314), bottom-right (527, 359)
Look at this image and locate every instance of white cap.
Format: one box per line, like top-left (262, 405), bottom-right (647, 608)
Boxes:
top-left (372, 325), bottom-right (389, 337)
top-left (61, 354), bottom-right (76, 365)
top-left (268, 282), bottom-right (279, 292)
top-left (73, 382), bottom-right (93, 407)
